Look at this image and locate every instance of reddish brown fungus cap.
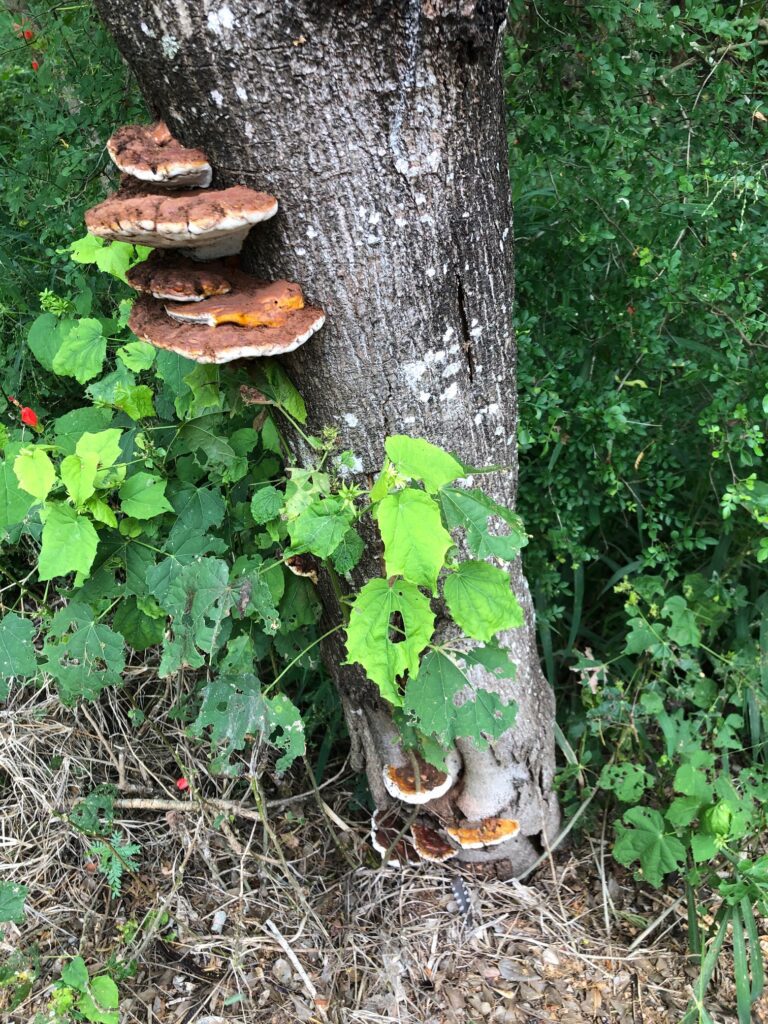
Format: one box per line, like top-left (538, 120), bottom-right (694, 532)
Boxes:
top-left (445, 817), bottom-right (520, 850)
top-left (107, 121), bottom-right (213, 189)
top-left (85, 182), bottom-right (278, 259)
top-left (166, 276), bottom-right (305, 327)
top-left (370, 809), bottom-right (419, 868)
top-left (411, 823), bottom-right (457, 863)
top-left (382, 752), bottom-right (457, 805)
top-left (129, 294), bottom-right (325, 364)
top-left (126, 251), bottom-right (234, 302)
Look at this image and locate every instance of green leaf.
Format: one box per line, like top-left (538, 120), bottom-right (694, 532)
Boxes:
top-left (61, 956), bottom-right (89, 992)
top-left (385, 436), bottom-right (464, 492)
top-left (230, 555), bottom-right (283, 633)
top-left (52, 318), bottom-right (107, 383)
top-left (331, 528), bottom-right (364, 573)
top-left (170, 416), bottom-right (237, 468)
top-left (191, 672), bottom-right (267, 761)
top-left (439, 487), bottom-right (527, 560)
top-left (88, 975), bottom-right (119, 1010)
top-left (42, 605), bottom-right (125, 703)
top-left (69, 233), bottom-right (106, 265)
top-left (345, 578), bottom-right (435, 704)
top-left (375, 488), bottom-right (452, 593)
top-left (598, 763), bottom-right (652, 803)
top-left (662, 595), bottom-right (701, 647)
top-left (265, 692), bottom-right (306, 771)
top-left (112, 597), bottom-right (165, 651)
top-left (0, 613), bottom-right (37, 686)
top-left (251, 484), bottom-right (285, 525)
top-left (403, 650), bottom-right (517, 748)
top-left (116, 340), bottom-right (156, 372)
top-left (613, 807), bottom-right (687, 888)
top-left (38, 504), bottom-right (99, 581)
top-left (118, 473), bottom-right (173, 519)
top-left (13, 447), bottom-right (56, 500)
top-left (84, 496), bottom-right (117, 528)
top-left (0, 881), bottom-right (28, 924)
top-left (288, 497), bottom-right (351, 559)
top-left (175, 364), bottom-right (223, 419)
top-left (118, 385), bottom-right (156, 421)
top-left (60, 453), bottom-right (99, 507)
top-left (444, 561), bottom-right (523, 641)
top-left (159, 558), bottom-right (234, 675)
top-left (79, 974), bottom-right (119, 1024)
top-left (0, 459), bottom-right (34, 531)
top-left (75, 431), bottom-right (123, 486)
top-left (27, 312), bottom-right (62, 371)
top-left (250, 360), bottom-right (307, 423)
top-left (53, 408), bottom-right (113, 456)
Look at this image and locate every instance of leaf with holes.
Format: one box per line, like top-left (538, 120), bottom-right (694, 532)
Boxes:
top-left (42, 604), bottom-right (125, 704)
top-left (266, 692), bottom-right (306, 771)
top-left (0, 612), bottom-right (37, 698)
top-left (0, 882), bottom-right (28, 924)
top-left (288, 497), bottom-right (352, 559)
top-left (346, 578), bottom-right (435, 705)
top-left (439, 486), bottom-right (526, 560)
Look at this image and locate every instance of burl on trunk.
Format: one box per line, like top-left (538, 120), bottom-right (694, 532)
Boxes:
top-left (94, 0), bottom-right (560, 873)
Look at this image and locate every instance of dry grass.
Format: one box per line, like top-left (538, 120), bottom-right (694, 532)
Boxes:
top-left (0, 674), bottom-right (745, 1024)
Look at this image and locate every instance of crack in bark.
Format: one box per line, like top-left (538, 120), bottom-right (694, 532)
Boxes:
top-left (456, 272), bottom-right (476, 383)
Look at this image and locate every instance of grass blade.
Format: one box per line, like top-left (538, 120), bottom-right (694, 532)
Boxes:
top-left (732, 906), bottom-right (751, 1023)
top-left (741, 897), bottom-right (764, 1001)
top-left (681, 908), bottom-right (730, 1024)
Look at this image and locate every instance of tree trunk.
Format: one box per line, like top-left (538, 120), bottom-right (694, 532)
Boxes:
top-left (93, 0), bottom-right (560, 872)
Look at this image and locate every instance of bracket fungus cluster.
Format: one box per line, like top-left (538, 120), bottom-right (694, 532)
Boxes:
top-left (374, 751), bottom-right (521, 866)
top-left (85, 122), bottom-right (325, 364)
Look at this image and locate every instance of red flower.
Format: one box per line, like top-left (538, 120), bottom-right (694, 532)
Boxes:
top-left (24, 29), bottom-right (33, 40)
top-left (626, 304), bottom-right (635, 316)
top-left (176, 777), bottom-right (190, 792)
top-left (31, 60), bottom-right (39, 71)
top-left (20, 407), bottom-right (38, 427)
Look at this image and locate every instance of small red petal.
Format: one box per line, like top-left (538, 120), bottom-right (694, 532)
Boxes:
top-left (31, 60), bottom-right (39, 71)
top-left (626, 305), bottom-right (635, 315)
top-left (24, 29), bottom-right (33, 40)
top-left (176, 777), bottom-right (189, 791)
top-left (20, 407), bottom-right (38, 426)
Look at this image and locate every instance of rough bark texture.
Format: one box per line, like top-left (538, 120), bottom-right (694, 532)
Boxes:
top-left (94, 0), bottom-right (560, 871)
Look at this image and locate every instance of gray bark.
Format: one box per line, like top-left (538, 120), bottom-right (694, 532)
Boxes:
top-left (94, 0), bottom-right (560, 871)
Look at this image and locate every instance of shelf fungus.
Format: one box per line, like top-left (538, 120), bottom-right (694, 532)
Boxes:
top-left (382, 750), bottom-right (460, 805)
top-left (107, 121), bottom-right (213, 189)
top-left (85, 182), bottom-right (278, 259)
top-left (370, 808), bottom-right (419, 868)
top-left (445, 817), bottom-right (521, 850)
top-left (411, 823), bottom-right (457, 863)
top-left (129, 294), bottom-right (325, 364)
top-left (126, 251), bottom-right (234, 302)
top-left (86, 121), bottom-right (325, 364)
top-left (166, 276), bottom-right (306, 328)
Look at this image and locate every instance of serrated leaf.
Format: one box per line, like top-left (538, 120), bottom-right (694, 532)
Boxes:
top-left (38, 504), bottom-right (99, 581)
top-left (663, 595), bottom-right (701, 647)
top-left (42, 604), bottom-right (125, 703)
top-left (0, 459), bottom-right (34, 531)
top-left (385, 436), bottom-right (464, 492)
top-left (159, 558), bottom-right (234, 675)
top-left (27, 312), bottom-right (62, 371)
top-left (250, 360), bottom-right (307, 423)
top-left (52, 318), bottom-right (106, 383)
top-left (331, 528), bottom-right (364, 573)
top-left (60, 452), bottom-right (99, 507)
top-left (598, 763), bottom-right (652, 803)
top-left (75, 430), bottom-right (124, 488)
top-left (613, 807), bottom-right (687, 888)
top-left (167, 483), bottom-right (226, 531)
top-left (0, 881), bottom-right (28, 924)
top-left (439, 486), bottom-right (526, 560)
top-left (444, 560), bottom-right (523, 641)
top-left (112, 597), bottom-right (165, 651)
top-left (61, 956), bottom-right (89, 991)
top-left (116, 340), bottom-right (156, 371)
top-left (403, 650), bottom-right (516, 749)
top-left (175, 364), bottom-right (223, 419)
top-left (345, 578), bottom-right (434, 704)
top-left (13, 447), bottom-right (56, 500)
top-left (170, 416), bottom-right (237, 468)
top-left (84, 496), bottom-right (118, 528)
top-left (118, 473), bottom-right (173, 519)
top-left (288, 497), bottom-right (352, 559)
top-left (53, 408), bottom-right (113, 456)
top-left (69, 233), bottom-right (106, 264)
top-left (460, 643), bottom-right (517, 679)
top-left (266, 692), bottom-right (306, 771)
top-left (230, 555), bottom-right (283, 633)
top-left (375, 487), bottom-right (452, 593)
top-left (94, 239), bottom-right (135, 283)
top-left (192, 673), bottom-right (267, 759)
top-left (251, 484), bottom-right (284, 525)
top-left (0, 613), bottom-right (37, 683)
